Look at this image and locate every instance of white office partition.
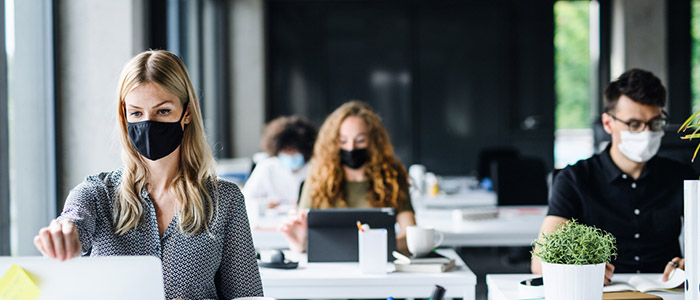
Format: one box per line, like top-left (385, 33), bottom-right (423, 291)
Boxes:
top-left (685, 180), bottom-right (700, 299)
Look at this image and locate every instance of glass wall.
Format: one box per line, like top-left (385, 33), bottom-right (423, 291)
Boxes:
top-left (692, 0), bottom-right (700, 112)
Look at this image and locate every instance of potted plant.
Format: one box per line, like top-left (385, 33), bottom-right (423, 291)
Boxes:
top-left (531, 219), bottom-right (617, 300)
top-left (679, 114), bottom-right (700, 300)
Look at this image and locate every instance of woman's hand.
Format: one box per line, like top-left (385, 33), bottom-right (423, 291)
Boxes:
top-left (279, 210), bottom-right (307, 253)
top-left (604, 263), bottom-right (615, 285)
top-left (662, 257), bottom-right (684, 282)
top-left (33, 219), bottom-right (81, 261)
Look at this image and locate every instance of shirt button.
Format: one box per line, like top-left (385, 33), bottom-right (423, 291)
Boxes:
top-left (634, 209), bottom-right (640, 215)
top-left (634, 256), bottom-right (640, 261)
top-left (631, 182), bottom-right (637, 189)
top-left (622, 174), bottom-right (628, 179)
top-left (634, 233), bottom-right (640, 239)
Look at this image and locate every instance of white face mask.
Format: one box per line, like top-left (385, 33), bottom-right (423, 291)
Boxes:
top-left (618, 130), bottom-right (664, 163)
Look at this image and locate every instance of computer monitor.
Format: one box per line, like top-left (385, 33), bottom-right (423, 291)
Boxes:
top-left (307, 208), bottom-right (397, 262)
top-left (0, 256), bottom-right (164, 300)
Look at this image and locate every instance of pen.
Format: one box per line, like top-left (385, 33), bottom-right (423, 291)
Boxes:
top-left (428, 284), bottom-right (445, 300)
top-left (356, 220), bottom-right (364, 232)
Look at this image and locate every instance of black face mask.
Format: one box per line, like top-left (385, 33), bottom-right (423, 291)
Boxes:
top-left (340, 148), bottom-right (369, 169)
top-left (127, 102), bottom-right (188, 161)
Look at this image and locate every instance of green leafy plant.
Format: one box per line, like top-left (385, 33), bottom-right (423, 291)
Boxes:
top-left (531, 219), bottom-right (617, 265)
top-left (679, 110), bottom-right (700, 162)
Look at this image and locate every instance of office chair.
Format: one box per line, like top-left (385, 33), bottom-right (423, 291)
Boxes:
top-left (298, 180), bottom-right (305, 207)
top-left (546, 169), bottom-right (562, 201)
top-left (476, 147), bottom-right (519, 181)
top-left (490, 157), bottom-right (548, 206)
top-left (490, 157), bottom-right (548, 266)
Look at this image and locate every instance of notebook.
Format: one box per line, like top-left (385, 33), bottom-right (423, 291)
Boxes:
top-left (392, 251), bottom-right (456, 273)
top-left (0, 256), bottom-right (164, 300)
top-left (603, 269), bottom-right (685, 293)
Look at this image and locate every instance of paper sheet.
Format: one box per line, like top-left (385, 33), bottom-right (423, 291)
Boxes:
top-left (0, 264), bottom-right (41, 300)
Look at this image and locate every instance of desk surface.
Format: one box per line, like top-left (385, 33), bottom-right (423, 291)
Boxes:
top-left (416, 206), bottom-right (546, 247)
top-left (260, 249), bottom-right (476, 299)
top-left (252, 205), bottom-right (546, 249)
top-left (417, 189), bottom-right (497, 208)
top-left (486, 273), bottom-right (684, 300)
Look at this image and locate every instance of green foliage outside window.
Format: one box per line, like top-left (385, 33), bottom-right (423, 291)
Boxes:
top-left (692, 1), bottom-right (700, 112)
top-left (554, 1), bottom-right (590, 129)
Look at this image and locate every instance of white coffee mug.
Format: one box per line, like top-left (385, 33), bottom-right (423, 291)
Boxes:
top-left (406, 226), bottom-right (444, 257)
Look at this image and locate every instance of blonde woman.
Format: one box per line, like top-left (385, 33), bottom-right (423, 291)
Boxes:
top-left (33, 50), bottom-right (262, 300)
top-left (281, 101), bottom-right (416, 253)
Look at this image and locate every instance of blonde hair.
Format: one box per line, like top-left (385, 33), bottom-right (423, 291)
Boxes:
top-left (114, 50), bottom-right (217, 235)
top-left (308, 101), bottom-right (409, 209)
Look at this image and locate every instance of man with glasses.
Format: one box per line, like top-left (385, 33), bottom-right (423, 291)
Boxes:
top-left (531, 69), bottom-right (697, 283)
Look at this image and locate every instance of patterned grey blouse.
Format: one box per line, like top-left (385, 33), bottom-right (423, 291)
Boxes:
top-left (58, 168), bottom-right (263, 300)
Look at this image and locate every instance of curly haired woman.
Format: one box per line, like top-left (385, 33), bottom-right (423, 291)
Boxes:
top-left (280, 101), bottom-right (416, 253)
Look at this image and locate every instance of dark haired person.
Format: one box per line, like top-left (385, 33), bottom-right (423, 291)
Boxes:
top-left (243, 116), bottom-right (317, 220)
top-left (531, 69), bottom-right (697, 283)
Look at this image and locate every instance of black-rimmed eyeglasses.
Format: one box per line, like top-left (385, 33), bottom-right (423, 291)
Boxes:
top-left (607, 112), bottom-right (668, 132)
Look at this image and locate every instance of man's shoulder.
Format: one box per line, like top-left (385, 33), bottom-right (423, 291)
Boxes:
top-left (558, 154), bottom-right (601, 178)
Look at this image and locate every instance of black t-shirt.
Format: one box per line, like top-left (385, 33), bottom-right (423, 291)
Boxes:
top-left (548, 146), bottom-right (697, 273)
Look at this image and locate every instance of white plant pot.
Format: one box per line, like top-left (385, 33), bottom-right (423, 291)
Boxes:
top-left (685, 180), bottom-right (700, 299)
top-left (541, 261), bottom-right (605, 300)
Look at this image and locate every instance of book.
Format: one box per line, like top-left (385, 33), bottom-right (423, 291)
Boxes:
top-left (392, 251), bottom-right (456, 273)
top-left (392, 251), bottom-right (452, 264)
top-left (603, 269), bottom-right (686, 293)
top-left (602, 291), bottom-right (662, 299)
top-left (393, 259), bottom-right (456, 273)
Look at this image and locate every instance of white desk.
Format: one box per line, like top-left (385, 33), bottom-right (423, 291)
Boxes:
top-left (415, 206), bottom-right (546, 247)
top-left (486, 273), bottom-right (684, 300)
top-left (417, 189), bottom-right (497, 209)
top-left (252, 206), bottom-right (547, 249)
top-left (260, 249), bottom-right (476, 299)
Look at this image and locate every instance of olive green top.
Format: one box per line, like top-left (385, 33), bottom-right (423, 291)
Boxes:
top-left (298, 180), bottom-right (413, 212)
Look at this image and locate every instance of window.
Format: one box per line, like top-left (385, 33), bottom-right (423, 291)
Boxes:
top-left (7, 0), bottom-right (56, 255)
top-left (692, 0), bottom-right (700, 112)
top-left (553, 1), bottom-right (595, 169)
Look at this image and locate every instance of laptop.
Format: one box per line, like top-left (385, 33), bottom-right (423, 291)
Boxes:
top-left (307, 208), bottom-right (397, 262)
top-left (0, 256), bottom-right (164, 300)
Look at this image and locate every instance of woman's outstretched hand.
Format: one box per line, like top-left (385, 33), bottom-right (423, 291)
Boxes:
top-left (33, 219), bottom-right (81, 261)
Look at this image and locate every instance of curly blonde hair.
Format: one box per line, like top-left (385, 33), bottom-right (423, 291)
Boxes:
top-left (114, 50), bottom-right (217, 235)
top-left (308, 101), bottom-right (409, 209)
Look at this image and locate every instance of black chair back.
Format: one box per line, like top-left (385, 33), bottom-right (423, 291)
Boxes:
top-left (477, 147), bottom-right (519, 181)
top-left (491, 157), bottom-right (548, 206)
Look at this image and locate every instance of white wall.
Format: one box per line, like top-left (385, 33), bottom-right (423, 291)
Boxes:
top-left (610, 0), bottom-right (667, 84)
top-left (57, 1), bottom-right (142, 200)
top-left (230, 0), bottom-right (266, 157)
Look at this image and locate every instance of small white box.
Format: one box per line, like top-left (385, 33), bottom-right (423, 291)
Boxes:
top-left (358, 229), bottom-right (388, 274)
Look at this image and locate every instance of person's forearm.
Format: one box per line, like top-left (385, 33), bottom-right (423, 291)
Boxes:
top-left (396, 233), bottom-right (408, 255)
top-left (531, 256), bottom-right (542, 274)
